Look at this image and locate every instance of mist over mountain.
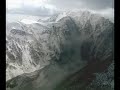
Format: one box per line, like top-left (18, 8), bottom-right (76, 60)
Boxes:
top-left (6, 10), bottom-right (114, 90)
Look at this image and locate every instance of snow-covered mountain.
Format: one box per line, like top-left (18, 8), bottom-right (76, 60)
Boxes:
top-left (6, 10), bottom-right (114, 90)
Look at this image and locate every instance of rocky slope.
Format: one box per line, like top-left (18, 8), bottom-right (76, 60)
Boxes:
top-left (6, 10), bottom-right (114, 90)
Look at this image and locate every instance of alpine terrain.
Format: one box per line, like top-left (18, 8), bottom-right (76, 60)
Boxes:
top-left (6, 10), bottom-right (114, 90)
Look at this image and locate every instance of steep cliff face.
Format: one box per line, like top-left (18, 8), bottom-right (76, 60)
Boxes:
top-left (6, 21), bottom-right (53, 81)
top-left (6, 10), bottom-right (114, 90)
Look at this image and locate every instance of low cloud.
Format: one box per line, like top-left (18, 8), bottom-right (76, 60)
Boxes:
top-left (7, 0), bottom-right (114, 21)
top-left (47, 0), bottom-right (114, 10)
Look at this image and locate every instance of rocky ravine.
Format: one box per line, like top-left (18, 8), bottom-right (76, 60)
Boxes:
top-left (6, 10), bottom-right (114, 90)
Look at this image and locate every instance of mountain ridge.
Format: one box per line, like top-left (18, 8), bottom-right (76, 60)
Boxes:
top-left (6, 10), bottom-right (114, 90)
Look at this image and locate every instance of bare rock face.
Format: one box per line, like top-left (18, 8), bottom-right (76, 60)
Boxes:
top-left (6, 10), bottom-right (114, 90)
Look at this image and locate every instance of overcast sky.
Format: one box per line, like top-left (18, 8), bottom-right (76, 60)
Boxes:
top-left (6, 0), bottom-right (114, 21)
